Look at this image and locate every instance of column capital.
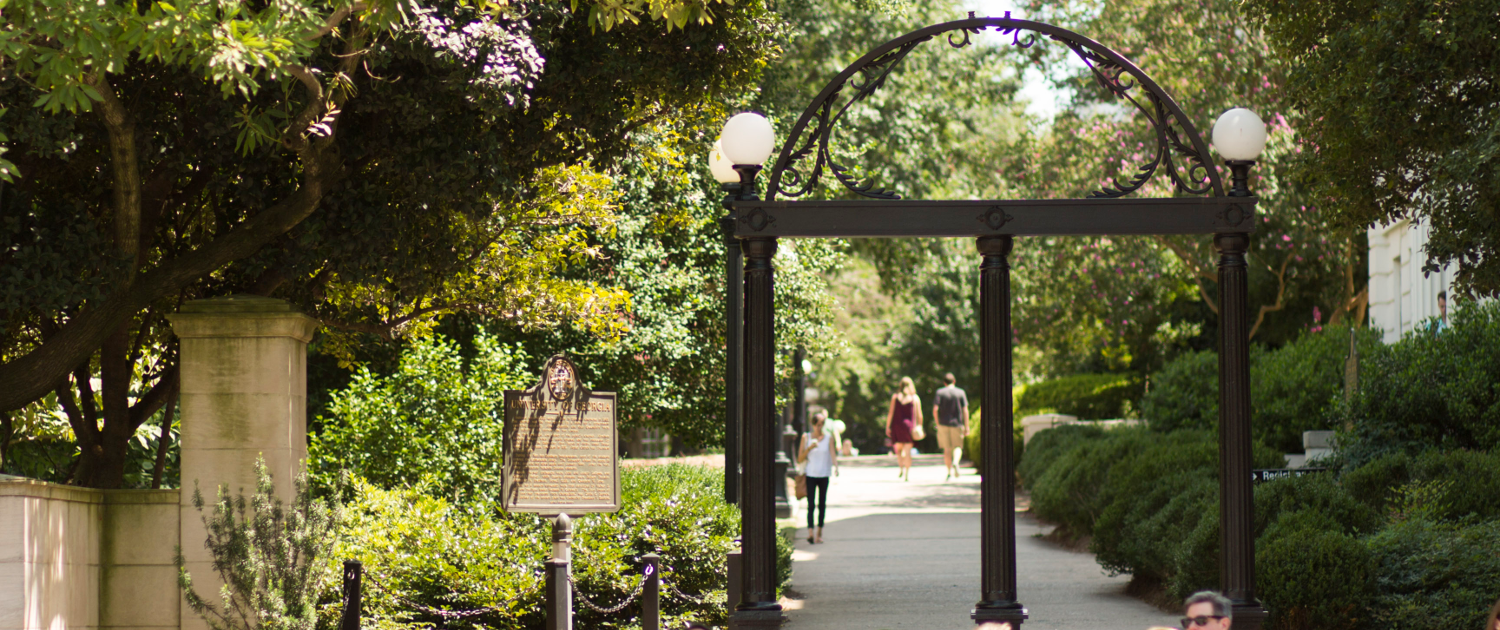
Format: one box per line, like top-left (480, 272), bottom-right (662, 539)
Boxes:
top-left (1214, 233), bottom-right (1250, 255)
top-left (977, 235), bottom-right (1013, 257)
top-left (743, 237), bottom-right (778, 260)
top-left (167, 295), bottom-right (320, 342)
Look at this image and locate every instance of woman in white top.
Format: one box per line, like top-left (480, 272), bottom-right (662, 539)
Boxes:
top-left (798, 410), bottom-right (838, 544)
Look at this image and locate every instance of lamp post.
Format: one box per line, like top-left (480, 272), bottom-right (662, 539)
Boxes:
top-left (717, 113), bottom-right (785, 629)
top-left (711, 142), bottom-right (743, 506)
top-left (1211, 106), bottom-right (1270, 629)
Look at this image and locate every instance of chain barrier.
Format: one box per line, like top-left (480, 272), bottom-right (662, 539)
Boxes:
top-left (359, 555), bottom-right (715, 621)
top-left (568, 564), bottom-right (650, 614)
top-left (363, 570), bottom-right (518, 620)
top-left (662, 576), bottom-right (709, 606)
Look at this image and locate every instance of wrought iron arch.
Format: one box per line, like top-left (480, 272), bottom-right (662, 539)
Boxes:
top-left (765, 13), bottom-right (1226, 202)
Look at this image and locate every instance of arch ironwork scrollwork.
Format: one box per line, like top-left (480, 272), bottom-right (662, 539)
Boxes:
top-left (763, 14), bottom-right (1226, 202)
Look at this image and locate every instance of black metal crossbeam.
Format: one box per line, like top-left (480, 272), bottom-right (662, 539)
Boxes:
top-left (730, 197), bottom-right (1258, 238)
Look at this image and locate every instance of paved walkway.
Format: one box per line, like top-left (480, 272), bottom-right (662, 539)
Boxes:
top-left (782, 455), bottom-right (1178, 630)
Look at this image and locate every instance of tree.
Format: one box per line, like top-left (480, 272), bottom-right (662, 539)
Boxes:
top-left (1010, 0), bottom-right (1370, 360)
top-left (457, 126), bottom-right (845, 448)
top-left (1246, 0), bottom-right (1500, 298)
top-left (0, 0), bottom-right (780, 486)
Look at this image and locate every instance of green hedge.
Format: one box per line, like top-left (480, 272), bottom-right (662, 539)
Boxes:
top-left (1365, 517), bottom-right (1500, 630)
top-left (1342, 449), bottom-right (1500, 522)
top-left (1022, 424), bottom-right (1500, 630)
top-left (1341, 301), bottom-right (1500, 464)
top-left (1255, 510), bottom-right (1376, 630)
top-left (1140, 326), bottom-right (1383, 453)
top-left (329, 464), bottom-right (781, 629)
top-left (962, 407), bottom-right (1023, 476)
top-left (1015, 373), bottom-right (1142, 419)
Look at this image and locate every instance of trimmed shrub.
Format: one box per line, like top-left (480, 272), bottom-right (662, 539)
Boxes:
top-left (1342, 301), bottom-right (1500, 464)
top-left (1017, 423), bottom-right (1103, 490)
top-left (1340, 451), bottom-right (1412, 513)
top-left (1090, 429), bottom-right (1281, 587)
top-left (962, 407), bottom-right (1023, 476)
top-left (1253, 473), bottom-right (1381, 537)
top-left (1015, 373), bottom-right (1143, 419)
top-left (332, 464), bottom-right (767, 629)
top-left (1140, 349), bottom-right (1219, 433)
top-left (1143, 326), bottom-right (1381, 453)
top-left (1256, 510), bottom-right (1376, 630)
top-left (1168, 501), bottom-right (1221, 599)
top-left (1365, 517), bottom-right (1500, 630)
top-left (1253, 326), bottom-right (1383, 453)
top-left (1025, 426), bottom-right (1143, 535)
top-left (1340, 449), bottom-right (1500, 523)
top-left (1093, 470), bottom-right (1217, 583)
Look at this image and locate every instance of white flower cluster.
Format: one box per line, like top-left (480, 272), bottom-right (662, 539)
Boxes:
top-left (408, 7), bottom-right (545, 109)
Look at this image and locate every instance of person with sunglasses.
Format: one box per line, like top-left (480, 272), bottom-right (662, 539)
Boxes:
top-left (1181, 591), bottom-right (1233, 630)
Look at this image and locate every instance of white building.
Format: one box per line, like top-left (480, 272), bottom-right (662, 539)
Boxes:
top-left (1367, 219), bottom-right (1455, 343)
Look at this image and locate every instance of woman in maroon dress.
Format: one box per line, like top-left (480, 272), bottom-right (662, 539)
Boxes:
top-left (886, 376), bottom-right (924, 480)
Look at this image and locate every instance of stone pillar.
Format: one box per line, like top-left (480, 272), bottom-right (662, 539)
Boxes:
top-left (167, 295), bottom-right (318, 630)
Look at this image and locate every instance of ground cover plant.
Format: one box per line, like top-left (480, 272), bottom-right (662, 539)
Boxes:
top-left (327, 463), bottom-right (783, 629)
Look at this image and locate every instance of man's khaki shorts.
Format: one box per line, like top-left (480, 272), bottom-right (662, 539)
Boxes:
top-left (937, 424), bottom-right (966, 451)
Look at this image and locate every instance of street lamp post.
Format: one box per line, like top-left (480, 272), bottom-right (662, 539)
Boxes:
top-left (719, 113), bottom-right (785, 629)
top-left (1211, 108), bottom-right (1270, 628)
top-left (711, 142), bottom-right (744, 506)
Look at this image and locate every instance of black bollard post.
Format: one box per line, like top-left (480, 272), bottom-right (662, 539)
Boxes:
top-left (339, 560), bottom-right (362, 630)
top-left (546, 514), bottom-right (574, 630)
top-left (727, 548), bottom-right (742, 613)
top-left (643, 553), bottom-right (661, 630)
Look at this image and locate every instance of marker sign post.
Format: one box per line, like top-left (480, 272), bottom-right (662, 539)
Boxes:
top-left (502, 355), bottom-right (620, 514)
top-left (503, 356), bottom-right (619, 629)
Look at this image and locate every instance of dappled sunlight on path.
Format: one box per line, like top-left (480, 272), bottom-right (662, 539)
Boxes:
top-left (783, 456), bottom-right (1178, 630)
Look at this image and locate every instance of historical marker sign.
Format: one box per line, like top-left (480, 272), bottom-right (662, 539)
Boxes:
top-left (502, 355), bottom-right (620, 513)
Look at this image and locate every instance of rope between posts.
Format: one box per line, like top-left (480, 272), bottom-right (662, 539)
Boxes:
top-left (363, 571), bottom-right (519, 620)
top-left (568, 564), bottom-right (650, 614)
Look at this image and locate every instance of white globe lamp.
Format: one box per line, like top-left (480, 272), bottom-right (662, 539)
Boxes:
top-left (709, 140), bottom-right (739, 184)
top-left (719, 113), bottom-right (776, 166)
top-left (1212, 108), bottom-right (1268, 162)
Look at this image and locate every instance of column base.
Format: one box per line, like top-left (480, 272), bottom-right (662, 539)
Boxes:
top-left (1231, 600), bottom-right (1269, 630)
top-left (729, 607), bottom-right (787, 628)
top-left (972, 601), bottom-right (1028, 625)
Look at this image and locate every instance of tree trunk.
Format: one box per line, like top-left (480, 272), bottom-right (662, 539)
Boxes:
top-left (151, 393), bottom-right (176, 489)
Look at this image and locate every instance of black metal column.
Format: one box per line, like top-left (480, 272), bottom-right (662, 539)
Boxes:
top-left (973, 235), bottom-right (1027, 626)
top-left (722, 212), bottom-right (744, 505)
top-left (1216, 231), bottom-right (1267, 628)
top-left (732, 234), bottom-right (786, 628)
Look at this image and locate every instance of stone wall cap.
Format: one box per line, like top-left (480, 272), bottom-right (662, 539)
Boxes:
top-left (0, 476), bottom-right (106, 502)
top-left (179, 294), bottom-right (298, 314)
top-left (102, 488), bottom-right (182, 504)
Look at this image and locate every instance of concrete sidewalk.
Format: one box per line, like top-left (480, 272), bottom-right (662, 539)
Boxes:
top-left (782, 456), bottom-right (1179, 630)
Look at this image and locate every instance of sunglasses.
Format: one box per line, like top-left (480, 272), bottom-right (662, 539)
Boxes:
top-left (1180, 615), bottom-right (1226, 628)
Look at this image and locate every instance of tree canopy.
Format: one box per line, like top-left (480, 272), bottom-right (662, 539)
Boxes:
top-left (1246, 0), bottom-right (1500, 297)
top-left (0, 0), bottom-right (781, 486)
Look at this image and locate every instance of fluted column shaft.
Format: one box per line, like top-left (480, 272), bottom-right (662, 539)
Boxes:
top-left (1216, 232), bottom-right (1266, 629)
top-left (736, 236), bottom-right (783, 621)
top-left (974, 236), bottom-right (1026, 625)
